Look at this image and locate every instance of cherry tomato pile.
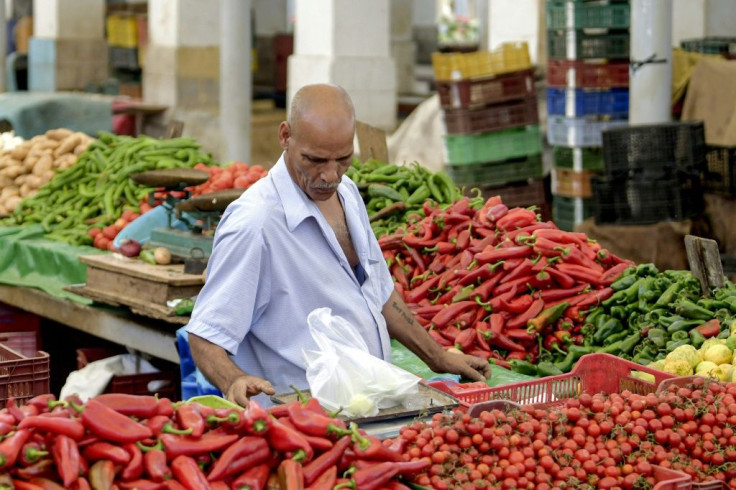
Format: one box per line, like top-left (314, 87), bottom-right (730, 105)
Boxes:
top-left (0, 392), bottom-right (424, 489)
top-left (88, 209), bottom-right (140, 251)
top-left (388, 377), bottom-right (736, 489)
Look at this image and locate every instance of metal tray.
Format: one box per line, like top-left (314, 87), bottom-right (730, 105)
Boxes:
top-left (130, 168), bottom-right (210, 188)
top-left (270, 382), bottom-right (460, 425)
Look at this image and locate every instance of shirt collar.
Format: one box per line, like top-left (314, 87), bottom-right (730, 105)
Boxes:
top-left (271, 152), bottom-right (353, 232)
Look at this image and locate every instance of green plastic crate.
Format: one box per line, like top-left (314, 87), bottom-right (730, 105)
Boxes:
top-left (680, 37), bottom-right (736, 55)
top-left (548, 31), bottom-right (630, 60)
top-left (446, 154), bottom-right (544, 187)
top-left (552, 195), bottom-right (593, 231)
top-left (547, 1), bottom-right (630, 30)
top-left (552, 146), bottom-right (605, 171)
top-left (444, 126), bottom-right (543, 165)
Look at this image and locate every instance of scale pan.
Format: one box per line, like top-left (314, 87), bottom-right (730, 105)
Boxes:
top-left (130, 168), bottom-right (210, 188)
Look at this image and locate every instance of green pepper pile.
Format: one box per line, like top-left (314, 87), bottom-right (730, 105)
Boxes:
top-left (581, 264), bottom-right (736, 366)
top-left (2, 132), bottom-right (215, 245)
top-left (346, 159), bottom-right (474, 237)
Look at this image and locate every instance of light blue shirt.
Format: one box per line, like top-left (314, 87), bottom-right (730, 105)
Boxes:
top-left (185, 155), bottom-right (395, 402)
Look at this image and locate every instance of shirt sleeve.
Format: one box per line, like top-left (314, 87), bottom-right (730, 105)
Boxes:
top-left (185, 210), bottom-right (270, 355)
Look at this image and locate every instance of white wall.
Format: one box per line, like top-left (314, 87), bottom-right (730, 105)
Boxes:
top-left (673, 0), bottom-right (736, 46)
top-left (254, 0), bottom-right (287, 35)
top-left (705, 0), bottom-right (736, 37)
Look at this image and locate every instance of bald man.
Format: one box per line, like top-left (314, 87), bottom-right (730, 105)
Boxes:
top-left (186, 84), bottom-right (490, 407)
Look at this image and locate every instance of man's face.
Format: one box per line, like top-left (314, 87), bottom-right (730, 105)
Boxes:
top-left (280, 121), bottom-right (354, 202)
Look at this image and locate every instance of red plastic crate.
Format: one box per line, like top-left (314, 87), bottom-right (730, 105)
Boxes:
top-left (0, 344), bottom-right (50, 408)
top-left (443, 96), bottom-right (538, 135)
top-left (436, 69), bottom-right (536, 109)
top-left (76, 348), bottom-right (180, 401)
top-left (430, 353), bottom-right (675, 410)
top-left (652, 466), bottom-right (692, 489)
top-left (547, 59), bottom-right (630, 88)
top-left (0, 303), bottom-right (41, 359)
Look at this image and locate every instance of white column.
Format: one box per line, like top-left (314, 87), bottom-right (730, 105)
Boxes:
top-left (630, 0), bottom-right (672, 124)
top-left (0, 0), bottom-right (6, 92)
top-left (288, 0), bottom-right (397, 130)
top-left (391, 0), bottom-right (415, 95)
top-left (220, 0), bottom-right (251, 163)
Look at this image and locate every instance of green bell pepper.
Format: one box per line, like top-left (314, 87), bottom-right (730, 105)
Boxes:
top-left (665, 339), bottom-right (691, 352)
top-left (509, 359), bottom-right (538, 376)
top-left (689, 329), bottom-right (706, 348)
top-left (646, 328), bottom-right (668, 348)
top-left (676, 299), bottom-right (715, 321)
top-left (593, 318), bottom-right (624, 344)
top-left (666, 319), bottom-right (703, 335)
top-left (537, 361), bottom-right (564, 377)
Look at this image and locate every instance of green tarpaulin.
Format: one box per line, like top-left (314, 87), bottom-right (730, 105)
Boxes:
top-left (0, 225), bottom-right (105, 303)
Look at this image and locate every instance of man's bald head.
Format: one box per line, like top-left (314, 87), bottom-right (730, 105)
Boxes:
top-left (287, 84), bottom-right (355, 140)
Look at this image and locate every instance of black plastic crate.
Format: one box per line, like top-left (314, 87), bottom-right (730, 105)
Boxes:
top-left (703, 145), bottom-right (736, 196)
top-left (601, 121), bottom-right (707, 176)
top-left (109, 46), bottom-right (140, 71)
top-left (548, 30), bottom-right (630, 60)
top-left (592, 173), bottom-right (703, 225)
top-left (680, 37), bottom-right (736, 55)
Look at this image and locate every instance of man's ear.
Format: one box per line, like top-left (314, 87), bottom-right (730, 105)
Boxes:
top-left (278, 122), bottom-right (290, 151)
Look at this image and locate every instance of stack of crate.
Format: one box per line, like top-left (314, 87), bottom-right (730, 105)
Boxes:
top-left (433, 43), bottom-right (549, 215)
top-left (546, 0), bottom-right (631, 231)
top-left (106, 13), bottom-right (144, 98)
top-left (592, 122), bottom-right (706, 225)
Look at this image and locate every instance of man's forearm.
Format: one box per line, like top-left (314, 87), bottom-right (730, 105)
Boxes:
top-left (382, 290), bottom-right (445, 367)
top-left (188, 333), bottom-right (250, 393)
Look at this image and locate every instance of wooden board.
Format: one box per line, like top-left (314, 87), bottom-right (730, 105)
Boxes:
top-left (271, 383), bottom-right (458, 425)
top-left (65, 284), bottom-right (190, 326)
top-left (684, 235), bottom-right (725, 296)
top-left (356, 121), bottom-right (389, 163)
top-left (79, 254), bottom-right (205, 286)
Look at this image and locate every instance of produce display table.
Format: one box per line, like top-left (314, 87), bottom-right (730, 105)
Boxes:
top-left (0, 284), bottom-right (179, 363)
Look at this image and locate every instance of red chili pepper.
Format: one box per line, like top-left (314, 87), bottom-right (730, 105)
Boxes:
top-left (696, 319), bottom-right (721, 338)
top-left (161, 480), bottom-right (188, 490)
top-left (286, 399), bottom-right (346, 438)
top-left (81, 399), bottom-right (153, 444)
top-left (500, 258), bottom-right (534, 284)
top-left (467, 234), bottom-right (497, 254)
top-left (266, 419), bottom-right (314, 462)
top-left (82, 441), bottom-right (131, 465)
top-left (573, 287), bottom-right (614, 308)
top-left (454, 328), bottom-right (477, 352)
top-left (12, 481), bottom-right (46, 490)
top-left (0, 412), bottom-right (15, 426)
top-left (411, 303), bottom-right (444, 319)
top-left (94, 393), bottom-right (162, 419)
top-left (378, 234), bottom-right (405, 251)
top-left (232, 464), bottom-right (271, 490)
top-left (302, 435), bottom-right (351, 487)
top-left (242, 400), bottom-right (271, 434)
top-left (556, 262), bottom-right (604, 284)
top-left (205, 435), bottom-right (269, 481)
top-left (472, 273), bottom-right (504, 303)
top-left (404, 275), bottom-right (441, 304)
top-left (25, 394), bottom-right (56, 414)
top-left (175, 403), bottom-right (205, 438)
top-left (121, 442), bottom-right (144, 481)
top-left (52, 434), bottom-right (80, 487)
top-left (505, 298), bottom-right (545, 329)
top-left (474, 245), bottom-right (532, 265)
top-left (160, 431), bottom-right (239, 460)
top-left (430, 301), bottom-right (477, 328)
top-left (18, 441), bottom-right (48, 467)
top-left (506, 351), bottom-right (530, 361)
top-left (537, 284), bottom-right (588, 302)
top-left (6, 398), bottom-right (26, 423)
top-left (17, 416), bottom-right (85, 441)
top-left (504, 328), bottom-right (538, 343)
top-left (276, 459), bottom-right (304, 490)
top-left (428, 329), bottom-right (452, 347)
top-left (171, 455), bottom-right (212, 490)
top-left (14, 458), bottom-right (56, 480)
top-left (483, 330), bottom-right (525, 352)
top-left (484, 203), bottom-right (508, 224)
top-left (452, 306), bottom-right (478, 327)
top-left (304, 465), bottom-right (336, 490)
top-left (88, 459), bottom-right (114, 490)
top-left (349, 460), bottom-right (430, 490)
top-left (391, 262), bottom-right (410, 291)
top-left (492, 274), bottom-right (535, 296)
top-left (546, 266), bottom-right (576, 288)
top-left (118, 480), bottom-right (164, 490)
top-left (497, 294), bottom-right (534, 314)
top-left (0, 429), bottom-right (31, 468)
top-left (26, 478), bottom-right (66, 490)
top-left (143, 447), bottom-right (172, 482)
top-left (496, 208), bottom-right (537, 230)
top-left (599, 263), bottom-right (634, 285)
top-left (352, 434), bottom-right (404, 463)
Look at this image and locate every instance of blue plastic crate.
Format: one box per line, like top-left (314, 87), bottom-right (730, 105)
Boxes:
top-left (547, 88), bottom-right (629, 118)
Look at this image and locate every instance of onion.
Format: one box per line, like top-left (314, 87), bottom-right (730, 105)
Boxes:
top-left (154, 247), bottom-right (172, 265)
top-left (118, 239), bottom-right (142, 258)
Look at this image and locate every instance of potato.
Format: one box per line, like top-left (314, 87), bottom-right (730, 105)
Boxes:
top-left (24, 175), bottom-right (42, 189)
top-left (54, 134), bottom-right (82, 158)
top-left (0, 175), bottom-right (12, 188)
top-left (1, 186), bottom-right (19, 198)
top-left (4, 195), bottom-right (22, 213)
top-left (0, 205), bottom-right (7, 217)
top-left (14, 174), bottom-right (26, 186)
top-left (73, 142), bottom-right (90, 156)
top-left (19, 183), bottom-right (31, 197)
top-left (42, 169), bottom-right (57, 182)
top-left (10, 143), bottom-right (30, 161)
top-left (45, 128), bottom-right (73, 141)
top-left (1, 157), bottom-right (22, 170)
top-left (33, 155), bottom-right (53, 175)
top-left (0, 165), bottom-right (22, 179)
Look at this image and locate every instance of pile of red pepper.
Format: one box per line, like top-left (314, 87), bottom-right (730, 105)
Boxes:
top-left (379, 196), bottom-right (634, 368)
top-left (0, 392), bottom-right (427, 490)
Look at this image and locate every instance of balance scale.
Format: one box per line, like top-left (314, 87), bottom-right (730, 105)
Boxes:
top-left (129, 169), bottom-right (245, 260)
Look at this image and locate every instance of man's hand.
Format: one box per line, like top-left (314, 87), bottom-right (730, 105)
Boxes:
top-left (226, 375), bottom-right (276, 407)
top-left (432, 350), bottom-right (491, 382)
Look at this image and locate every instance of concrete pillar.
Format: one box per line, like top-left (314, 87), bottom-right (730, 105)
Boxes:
top-left (487, 0), bottom-right (544, 65)
top-left (144, 0), bottom-right (223, 158)
top-left (673, 0), bottom-right (736, 47)
top-left (220, 0), bottom-right (251, 163)
top-left (391, 0), bottom-right (415, 95)
top-left (630, 0), bottom-right (672, 124)
top-left (28, 0), bottom-right (107, 91)
top-left (288, 0), bottom-right (397, 130)
top-left (0, 0), bottom-right (6, 92)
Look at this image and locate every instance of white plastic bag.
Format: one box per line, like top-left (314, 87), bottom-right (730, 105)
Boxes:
top-left (304, 308), bottom-right (420, 417)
